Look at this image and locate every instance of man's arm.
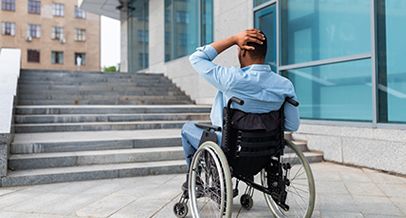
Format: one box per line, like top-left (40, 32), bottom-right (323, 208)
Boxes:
top-left (284, 82), bottom-right (300, 131)
top-left (189, 29), bottom-right (265, 91)
top-left (284, 100), bottom-right (300, 131)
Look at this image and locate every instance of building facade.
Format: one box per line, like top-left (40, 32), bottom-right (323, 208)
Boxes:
top-left (81, 0), bottom-right (406, 175)
top-left (0, 0), bottom-right (100, 71)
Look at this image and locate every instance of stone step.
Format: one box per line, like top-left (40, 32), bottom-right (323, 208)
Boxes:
top-left (18, 99), bottom-right (193, 105)
top-left (17, 95), bottom-right (191, 102)
top-left (9, 147), bottom-right (185, 170)
top-left (9, 144), bottom-right (312, 170)
top-left (14, 120), bottom-right (210, 133)
top-left (17, 89), bottom-right (183, 96)
top-left (11, 130), bottom-right (308, 154)
top-left (18, 82), bottom-right (174, 90)
top-left (1, 152), bottom-right (323, 187)
top-left (15, 105), bottom-right (211, 115)
top-left (1, 160), bottom-right (187, 187)
top-left (15, 113), bottom-right (210, 124)
top-left (20, 70), bottom-right (164, 79)
top-left (19, 76), bottom-right (167, 82)
top-left (8, 142), bottom-right (313, 170)
top-left (11, 129), bottom-right (182, 154)
top-left (18, 93), bottom-right (186, 100)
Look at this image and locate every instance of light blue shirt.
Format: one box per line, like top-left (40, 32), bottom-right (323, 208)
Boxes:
top-left (189, 45), bottom-right (300, 131)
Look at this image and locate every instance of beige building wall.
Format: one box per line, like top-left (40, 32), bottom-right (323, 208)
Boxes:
top-left (0, 0), bottom-right (100, 71)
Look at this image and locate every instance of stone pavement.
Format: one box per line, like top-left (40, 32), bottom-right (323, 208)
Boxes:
top-left (0, 162), bottom-right (405, 218)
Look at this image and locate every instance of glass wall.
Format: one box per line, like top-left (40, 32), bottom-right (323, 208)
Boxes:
top-left (280, 0), bottom-right (371, 65)
top-left (128, 0), bottom-right (149, 72)
top-left (165, 0), bottom-right (213, 62)
top-left (277, 0), bottom-right (374, 122)
top-left (282, 60), bottom-right (372, 121)
top-left (377, 0), bottom-right (406, 123)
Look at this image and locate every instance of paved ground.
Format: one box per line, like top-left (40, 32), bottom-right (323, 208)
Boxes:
top-left (0, 162), bottom-right (405, 218)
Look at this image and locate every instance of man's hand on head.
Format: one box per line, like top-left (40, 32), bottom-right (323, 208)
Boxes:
top-left (232, 29), bottom-right (265, 50)
top-left (210, 28), bottom-right (265, 55)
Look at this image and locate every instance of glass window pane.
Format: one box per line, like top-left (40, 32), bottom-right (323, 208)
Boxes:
top-left (128, 0), bottom-right (149, 72)
top-left (281, 0), bottom-right (371, 65)
top-left (255, 4), bottom-right (276, 72)
top-left (282, 59), bottom-right (372, 121)
top-left (378, 0), bottom-right (406, 123)
top-left (165, 0), bottom-right (212, 62)
top-left (201, 0), bottom-right (213, 45)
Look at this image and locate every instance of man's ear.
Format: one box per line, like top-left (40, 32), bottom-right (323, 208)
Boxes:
top-left (241, 49), bottom-right (247, 57)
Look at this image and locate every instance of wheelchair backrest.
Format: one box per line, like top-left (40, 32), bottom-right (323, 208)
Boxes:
top-left (221, 107), bottom-right (285, 178)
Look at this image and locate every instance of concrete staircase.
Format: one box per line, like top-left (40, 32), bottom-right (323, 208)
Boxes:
top-left (1, 70), bottom-right (323, 187)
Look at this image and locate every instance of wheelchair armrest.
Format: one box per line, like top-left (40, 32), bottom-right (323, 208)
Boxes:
top-left (286, 97), bottom-right (299, 107)
top-left (195, 123), bottom-right (222, 132)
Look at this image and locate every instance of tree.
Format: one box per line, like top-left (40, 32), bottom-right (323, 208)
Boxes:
top-left (102, 66), bottom-right (117, 73)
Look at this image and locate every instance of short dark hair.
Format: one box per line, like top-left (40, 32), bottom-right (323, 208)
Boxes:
top-left (246, 31), bottom-right (267, 59)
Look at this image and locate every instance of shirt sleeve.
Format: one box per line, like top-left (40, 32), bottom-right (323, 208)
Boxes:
top-left (283, 82), bottom-right (300, 131)
top-left (189, 45), bottom-right (234, 92)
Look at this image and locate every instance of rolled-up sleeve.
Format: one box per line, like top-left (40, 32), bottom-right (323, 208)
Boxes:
top-left (284, 82), bottom-right (300, 131)
top-left (189, 45), bottom-right (234, 92)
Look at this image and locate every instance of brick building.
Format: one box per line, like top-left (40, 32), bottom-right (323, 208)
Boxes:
top-left (0, 0), bottom-right (100, 71)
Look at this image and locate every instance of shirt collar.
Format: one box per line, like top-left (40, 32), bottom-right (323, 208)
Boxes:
top-left (241, 64), bottom-right (272, 72)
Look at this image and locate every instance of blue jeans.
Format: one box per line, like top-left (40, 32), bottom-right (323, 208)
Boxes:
top-left (181, 121), bottom-right (222, 167)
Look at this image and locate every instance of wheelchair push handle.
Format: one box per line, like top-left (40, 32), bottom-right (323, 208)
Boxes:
top-left (227, 97), bottom-right (245, 109)
top-left (286, 97), bottom-right (299, 107)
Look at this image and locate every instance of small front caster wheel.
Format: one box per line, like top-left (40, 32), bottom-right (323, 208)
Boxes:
top-left (173, 202), bottom-right (188, 218)
top-left (240, 194), bottom-right (254, 210)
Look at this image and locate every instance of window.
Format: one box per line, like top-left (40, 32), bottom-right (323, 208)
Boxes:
top-left (200, 0), bottom-right (213, 45)
top-left (75, 28), bottom-right (86, 41)
top-left (178, 33), bottom-right (187, 46)
top-left (51, 51), bottom-right (63, 64)
top-left (282, 59), bottom-right (372, 121)
top-left (175, 11), bottom-right (189, 23)
top-left (376, 0), bottom-right (406, 123)
top-left (52, 3), bottom-right (64, 17)
top-left (137, 30), bottom-right (148, 43)
top-left (28, 0), bottom-right (41, 14)
top-left (74, 53), bottom-right (86, 66)
top-left (27, 24), bottom-right (41, 38)
top-left (280, 0), bottom-right (371, 65)
top-left (1, 22), bottom-right (15, 36)
top-left (128, 0), bottom-right (149, 72)
top-left (51, 26), bottom-right (64, 40)
top-left (254, 4), bottom-right (277, 72)
top-left (1, 0), bottom-right (15, 11)
top-left (27, 49), bottom-right (40, 63)
top-left (165, 0), bottom-right (213, 62)
top-left (138, 53), bottom-right (148, 67)
top-left (75, 6), bottom-right (86, 19)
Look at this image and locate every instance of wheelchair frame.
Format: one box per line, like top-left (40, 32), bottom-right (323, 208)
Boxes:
top-left (173, 97), bottom-right (315, 218)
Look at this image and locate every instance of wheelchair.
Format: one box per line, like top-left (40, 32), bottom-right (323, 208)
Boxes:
top-left (173, 97), bottom-right (316, 218)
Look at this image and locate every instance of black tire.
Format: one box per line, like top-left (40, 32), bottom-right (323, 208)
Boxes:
top-left (240, 194), bottom-right (254, 210)
top-left (173, 202), bottom-right (188, 218)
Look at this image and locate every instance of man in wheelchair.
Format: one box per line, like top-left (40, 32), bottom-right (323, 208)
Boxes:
top-left (174, 29), bottom-right (315, 217)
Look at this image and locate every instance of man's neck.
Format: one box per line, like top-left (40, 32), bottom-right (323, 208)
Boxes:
top-left (241, 60), bottom-right (265, 68)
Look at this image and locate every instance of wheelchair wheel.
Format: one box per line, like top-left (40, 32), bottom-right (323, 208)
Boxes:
top-left (189, 141), bottom-right (233, 218)
top-left (261, 140), bottom-right (316, 218)
top-left (173, 202), bottom-right (188, 218)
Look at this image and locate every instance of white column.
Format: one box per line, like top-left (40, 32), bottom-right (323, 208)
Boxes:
top-left (120, 11), bottom-right (129, 73)
top-left (147, 0), bottom-right (165, 73)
